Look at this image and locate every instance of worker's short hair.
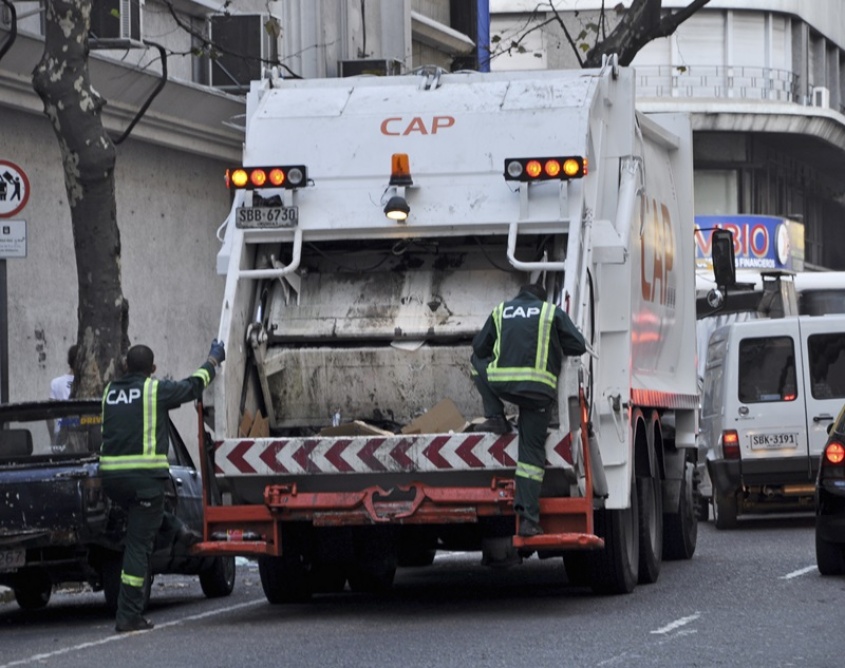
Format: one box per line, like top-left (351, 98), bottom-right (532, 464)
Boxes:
top-left (126, 345), bottom-right (155, 374)
top-left (519, 283), bottom-right (547, 301)
top-left (67, 344), bottom-right (78, 368)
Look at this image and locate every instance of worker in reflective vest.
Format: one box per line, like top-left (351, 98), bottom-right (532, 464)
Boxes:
top-left (100, 341), bottom-right (225, 633)
top-left (471, 284), bottom-right (586, 537)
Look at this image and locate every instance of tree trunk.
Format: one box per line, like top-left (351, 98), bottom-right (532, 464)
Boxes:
top-left (32, 0), bottom-right (130, 398)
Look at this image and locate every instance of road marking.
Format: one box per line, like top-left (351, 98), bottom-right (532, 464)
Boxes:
top-left (650, 612), bottom-right (701, 635)
top-left (0, 598), bottom-right (266, 668)
top-left (780, 565), bottom-right (816, 580)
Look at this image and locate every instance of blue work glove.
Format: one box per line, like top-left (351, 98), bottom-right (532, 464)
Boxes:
top-left (208, 339), bottom-right (226, 367)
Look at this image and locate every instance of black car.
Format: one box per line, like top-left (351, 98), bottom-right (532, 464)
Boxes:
top-left (0, 399), bottom-right (235, 610)
top-left (815, 403), bottom-right (845, 575)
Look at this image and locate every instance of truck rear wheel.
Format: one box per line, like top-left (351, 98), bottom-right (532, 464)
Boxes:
top-left (590, 479), bottom-right (639, 595)
top-left (13, 568), bottom-right (52, 610)
top-left (636, 475), bottom-right (663, 584)
top-left (713, 489), bottom-right (739, 530)
top-left (663, 460), bottom-right (698, 560)
top-left (258, 553), bottom-right (312, 604)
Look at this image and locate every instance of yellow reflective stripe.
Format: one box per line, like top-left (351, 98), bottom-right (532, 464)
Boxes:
top-left (535, 302), bottom-right (554, 371)
top-left (486, 366), bottom-right (557, 388)
top-left (100, 455), bottom-right (169, 470)
top-left (516, 461), bottom-right (545, 482)
top-left (489, 303), bottom-right (504, 369)
top-left (193, 368), bottom-right (211, 386)
top-left (142, 379), bottom-right (157, 458)
top-left (121, 571), bottom-right (145, 588)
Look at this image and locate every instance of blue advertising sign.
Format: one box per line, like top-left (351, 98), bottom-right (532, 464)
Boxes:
top-left (694, 215), bottom-right (804, 272)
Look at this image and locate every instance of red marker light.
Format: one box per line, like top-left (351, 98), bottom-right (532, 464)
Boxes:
top-left (250, 169), bottom-right (267, 187)
top-left (268, 169), bottom-right (285, 186)
top-left (525, 160), bottom-right (542, 178)
top-left (544, 160), bottom-right (561, 177)
top-left (826, 441), bottom-right (845, 465)
top-left (723, 430), bottom-right (740, 459)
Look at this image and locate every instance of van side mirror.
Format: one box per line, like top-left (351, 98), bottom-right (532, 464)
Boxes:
top-left (711, 229), bottom-right (736, 289)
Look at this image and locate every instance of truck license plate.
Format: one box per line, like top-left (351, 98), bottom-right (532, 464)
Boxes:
top-left (236, 206), bottom-right (299, 228)
top-left (750, 433), bottom-right (798, 449)
top-left (0, 548), bottom-right (25, 572)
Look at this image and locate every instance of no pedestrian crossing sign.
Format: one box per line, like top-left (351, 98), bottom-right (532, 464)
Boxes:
top-left (0, 160), bottom-right (30, 219)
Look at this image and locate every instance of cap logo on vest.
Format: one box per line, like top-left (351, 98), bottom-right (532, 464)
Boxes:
top-left (106, 388), bottom-right (142, 405)
top-left (503, 305), bottom-right (540, 319)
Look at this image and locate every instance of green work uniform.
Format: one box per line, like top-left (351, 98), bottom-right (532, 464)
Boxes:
top-left (100, 361), bottom-right (215, 628)
top-left (472, 289), bottom-right (586, 524)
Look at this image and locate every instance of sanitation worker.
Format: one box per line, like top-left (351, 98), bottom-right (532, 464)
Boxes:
top-left (100, 341), bottom-right (225, 633)
top-left (471, 284), bottom-right (586, 537)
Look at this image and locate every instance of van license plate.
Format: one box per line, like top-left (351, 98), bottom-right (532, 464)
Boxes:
top-left (0, 548), bottom-right (25, 572)
top-left (236, 206), bottom-right (299, 228)
top-left (750, 433), bottom-right (798, 449)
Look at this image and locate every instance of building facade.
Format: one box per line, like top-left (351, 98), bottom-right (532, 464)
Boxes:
top-left (490, 0), bottom-right (845, 270)
top-left (0, 1), bottom-right (477, 439)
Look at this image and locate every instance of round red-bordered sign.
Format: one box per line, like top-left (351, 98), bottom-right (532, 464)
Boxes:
top-left (0, 160), bottom-right (31, 218)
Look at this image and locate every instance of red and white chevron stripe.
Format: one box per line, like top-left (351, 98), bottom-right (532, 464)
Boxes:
top-left (214, 431), bottom-right (574, 475)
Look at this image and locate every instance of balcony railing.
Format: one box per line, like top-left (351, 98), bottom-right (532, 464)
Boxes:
top-left (635, 65), bottom-right (800, 104)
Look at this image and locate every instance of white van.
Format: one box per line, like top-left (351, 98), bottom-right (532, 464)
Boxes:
top-left (699, 313), bottom-right (845, 528)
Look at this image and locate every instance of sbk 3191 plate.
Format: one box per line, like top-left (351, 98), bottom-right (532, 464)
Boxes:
top-left (236, 206), bottom-right (299, 228)
top-left (749, 432), bottom-right (798, 449)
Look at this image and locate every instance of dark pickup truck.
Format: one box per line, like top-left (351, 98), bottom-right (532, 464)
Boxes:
top-left (0, 399), bottom-right (234, 611)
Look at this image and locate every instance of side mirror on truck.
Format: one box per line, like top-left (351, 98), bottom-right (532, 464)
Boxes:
top-left (706, 229), bottom-right (737, 311)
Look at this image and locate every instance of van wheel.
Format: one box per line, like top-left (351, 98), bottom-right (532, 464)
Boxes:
top-left (663, 461), bottom-right (698, 560)
top-left (713, 490), bottom-right (739, 530)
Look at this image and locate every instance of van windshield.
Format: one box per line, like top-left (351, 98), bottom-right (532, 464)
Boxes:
top-left (808, 333), bottom-right (845, 399)
top-left (738, 336), bottom-right (797, 403)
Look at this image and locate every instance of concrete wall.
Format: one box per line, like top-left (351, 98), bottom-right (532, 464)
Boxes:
top-left (0, 106), bottom-right (229, 438)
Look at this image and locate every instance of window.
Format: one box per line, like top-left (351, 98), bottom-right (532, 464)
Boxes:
top-left (808, 333), bottom-right (845, 399)
top-left (738, 336), bottom-right (796, 403)
top-left (209, 14), bottom-right (277, 92)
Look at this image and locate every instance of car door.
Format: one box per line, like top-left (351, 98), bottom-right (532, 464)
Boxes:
top-left (799, 315), bottom-right (845, 476)
top-left (166, 419), bottom-right (204, 532)
top-left (732, 319), bottom-right (809, 471)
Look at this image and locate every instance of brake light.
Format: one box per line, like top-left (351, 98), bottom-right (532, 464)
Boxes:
top-left (722, 430), bottom-right (740, 459)
top-left (825, 441), bottom-right (845, 465)
top-left (504, 156), bottom-right (587, 182)
top-left (226, 165), bottom-right (307, 190)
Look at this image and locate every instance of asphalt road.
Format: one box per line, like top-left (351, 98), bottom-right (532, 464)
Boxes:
top-left (0, 513), bottom-right (841, 668)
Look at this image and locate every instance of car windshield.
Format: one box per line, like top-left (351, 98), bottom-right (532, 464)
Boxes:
top-left (0, 401), bottom-right (102, 460)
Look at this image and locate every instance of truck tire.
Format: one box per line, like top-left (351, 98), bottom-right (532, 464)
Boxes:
top-left (199, 556), bottom-right (236, 598)
top-left (637, 475), bottom-right (663, 584)
top-left (713, 490), bottom-right (739, 530)
top-left (258, 554), bottom-right (312, 604)
top-left (663, 461), bottom-right (698, 560)
top-left (13, 568), bottom-right (52, 610)
top-left (815, 530), bottom-right (845, 575)
top-left (590, 479), bottom-right (639, 595)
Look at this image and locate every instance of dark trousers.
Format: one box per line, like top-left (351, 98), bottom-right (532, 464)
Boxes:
top-left (102, 475), bottom-right (178, 625)
top-left (473, 369), bottom-right (552, 524)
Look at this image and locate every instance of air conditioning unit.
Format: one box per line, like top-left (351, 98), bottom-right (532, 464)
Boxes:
top-left (209, 15), bottom-right (278, 92)
top-left (339, 59), bottom-right (403, 77)
top-left (89, 0), bottom-right (143, 45)
top-left (812, 86), bottom-right (830, 108)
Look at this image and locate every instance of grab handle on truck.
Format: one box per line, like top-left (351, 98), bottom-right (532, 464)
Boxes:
top-left (507, 222), bottom-right (566, 272)
top-left (237, 227), bottom-right (303, 280)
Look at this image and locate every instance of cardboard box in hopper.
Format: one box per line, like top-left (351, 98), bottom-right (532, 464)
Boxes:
top-left (401, 398), bottom-right (469, 435)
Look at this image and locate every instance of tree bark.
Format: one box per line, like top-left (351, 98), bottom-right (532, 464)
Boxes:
top-left (32, 0), bottom-right (130, 398)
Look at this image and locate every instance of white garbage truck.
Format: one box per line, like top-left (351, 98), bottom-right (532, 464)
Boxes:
top-left (195, 58), bottom-right (729, 597)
